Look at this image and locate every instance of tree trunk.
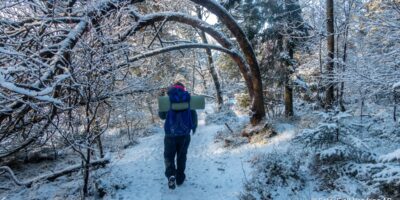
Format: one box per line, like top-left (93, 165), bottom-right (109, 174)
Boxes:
top-left (284, 85), bottom-right (293, 116)
top-left (317, 33), bottom-right (324, 105)
top-left (83, 95), bottom-right (91, 197)
top-left (129, 12), bottom-right (254, 100)
top-left (340, 1), bottom-right (353, 112)
top-left (284, 47), bottom-right (294, 117)
top-left (190, 0), bottom-right (266, 124)
top-left (325, 0), bottom-right (335, 108)
top-left (83, 148), bottom-right (91, 197)
top-left (196, 7), bottom-right (223, 110)
top-left (96, 136), bottom-right (104, 159)
top-left (339, 25), bottom-right (348, 112)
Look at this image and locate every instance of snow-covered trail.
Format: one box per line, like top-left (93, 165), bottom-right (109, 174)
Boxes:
top-left (109, 122), bottom-right (296, 200)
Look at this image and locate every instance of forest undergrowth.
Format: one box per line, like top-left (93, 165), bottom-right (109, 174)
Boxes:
top-left (231, 101), bottom-right (400, 199)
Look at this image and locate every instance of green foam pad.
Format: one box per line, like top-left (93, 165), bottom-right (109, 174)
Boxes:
top-left (158, 95), bottom-right (205, 112)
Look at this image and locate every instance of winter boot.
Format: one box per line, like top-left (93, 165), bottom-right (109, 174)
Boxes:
top-left (168, 176), bottom-right (176, 189)
top-left (176, 173), bottom-right (186, 186)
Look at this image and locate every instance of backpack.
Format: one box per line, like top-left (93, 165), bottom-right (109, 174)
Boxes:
top-left (164, 88), bottom-right (194, 136)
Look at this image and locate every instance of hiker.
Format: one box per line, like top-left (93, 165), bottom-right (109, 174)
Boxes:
top-left (159, 82), bottom-right (198, 189)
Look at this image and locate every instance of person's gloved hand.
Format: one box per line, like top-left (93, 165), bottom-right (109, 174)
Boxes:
top-left (192, 128), bottom-right (196, 135)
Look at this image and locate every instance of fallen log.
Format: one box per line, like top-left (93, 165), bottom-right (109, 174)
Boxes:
top-left (0, 158), bottom-right (110, 187)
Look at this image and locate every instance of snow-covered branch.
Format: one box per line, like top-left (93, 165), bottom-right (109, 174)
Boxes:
top-left (0, 158), bottom-right (110, 187)
top-left (122, 11), bottom-right (254, 99)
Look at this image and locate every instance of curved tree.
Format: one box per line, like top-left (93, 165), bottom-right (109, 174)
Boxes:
top-left (0, 0), bottom-right (266, 160)
top-left (189, 0), bottom-right (266, 124)
top-left (123, 10), bottom-right (254, 98)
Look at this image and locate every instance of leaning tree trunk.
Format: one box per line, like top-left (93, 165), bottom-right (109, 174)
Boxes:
top-left (196, 6), bottom-right (223, 110)
top-left (325, 0), bottom-right (335, 108)
top-left (190, 0), bottom-right (266, 124)
top-left (125, 6), bottom-right (262, 123)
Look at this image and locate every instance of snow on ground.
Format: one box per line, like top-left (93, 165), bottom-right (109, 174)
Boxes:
top-left (4, 102), bottom-right (398, 199)
top-left (0, 106), bottom-right (298, 200)
top-left (106, 121), bottom-right (296, 200)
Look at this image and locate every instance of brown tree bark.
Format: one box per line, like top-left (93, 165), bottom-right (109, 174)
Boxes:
top-left (284, 47), bottom-right (294, 117)
top-left (284, 85), bottom-right (294, 116)
top-left (83, 148), bottom-right (91, 197)
top-left (196, 7), bottom-right (223, 110)
top-left (189, 0), bottom-right (266, 124)
top-left (325, 0), bottom-right (335, 108)
top-left (339, 25), bottom-right (348, 112)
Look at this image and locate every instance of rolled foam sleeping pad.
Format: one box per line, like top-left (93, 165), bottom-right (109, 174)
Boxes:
top-left (158, 95), bottom-right (205, 112)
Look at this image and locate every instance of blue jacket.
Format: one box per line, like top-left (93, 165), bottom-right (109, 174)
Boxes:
top-left (159, 87), bottom-right (198, 136)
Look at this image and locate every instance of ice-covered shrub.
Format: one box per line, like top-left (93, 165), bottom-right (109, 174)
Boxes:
top-left (214, 121), bottom-right (248, 148)
top-left (295, 123), bottom-right (339, 148)
top-left (311, 143), bottom-right (376, 191)
top-left (342, 162), bottom-right (400, 198)
top-left (317, 143), bottom-right (376, 165)
top-left (239, 151), bottom-right (306, 200)
top-left (205, 106), bottom-right (239, 125)
top-left (373, 148), bottom-right (400, 198)
top-left (218, 134), bottom-right (249, 148)
top-left (241, 122), bottom-right (277, 139)
top-left (295, 115), bottom-right (380, 192)
top-left (93, 170), bottom-right (128, 199)
top-left (215, 121), bottom-right (277, 148)
top-left (235, 92), bottom-right (250, 109)
top-left (297, 111), bottom-right (400, 197)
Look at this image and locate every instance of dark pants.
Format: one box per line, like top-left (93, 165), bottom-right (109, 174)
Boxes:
top-left (164, 135), bottom-right (191, 184)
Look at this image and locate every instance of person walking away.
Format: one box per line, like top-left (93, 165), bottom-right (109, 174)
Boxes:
top-left (159, 82), bottom-right (197, 189)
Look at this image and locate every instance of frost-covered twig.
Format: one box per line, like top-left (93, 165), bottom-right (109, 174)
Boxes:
top-left (121, 11), bottom-right (254, 95)
top-left (128, 43), bottom-right (233, 63)
top-left (0, 166), bottom-right (28, 186)
top-left (0, 158), bottom-right (110, 187)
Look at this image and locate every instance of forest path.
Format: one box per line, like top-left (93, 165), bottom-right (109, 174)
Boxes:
top-left (109, 120), bottom-right (296, 200)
